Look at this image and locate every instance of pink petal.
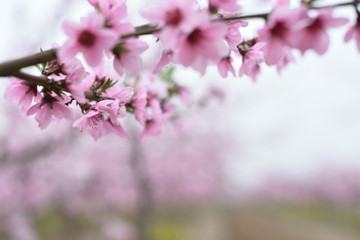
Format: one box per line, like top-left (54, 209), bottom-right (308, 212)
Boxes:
top-left (35, 107), bottom-right (52, 130)
top-left (27, 103), bottom-right (41, 116)
top-left (52, 102), bottom-right (73, 120)
top-left (83, 47), bottom-right (103, 67)
top-left (153, 52), bottom-right (172, 74)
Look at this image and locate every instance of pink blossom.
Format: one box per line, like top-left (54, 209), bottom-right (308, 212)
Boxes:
top-left (4, 78), bottom-right (40, 112)
top-left (27, 94), bottom-right (73, 129)
top-left (63, 59), bottom-right (87, 84)
top-left (276, 49), bottom-right (295, 72)
top-left (97, 0), bottom-right (126, 22)
top-left (88, 0), bottom-right (125, 13)
top-left (132, 85), bottom-right (148, 126)
top-left (144, 1), bottom-right (228, 74)
top-left (292, 8), bottom-right (348, 55)
top-left (209, 0), bottom-right (241, 14)
top-left (239, 42), bottom-right (266, 81)
top-left (142, 0), bottom-right (198, 50)
top-left (112, 39), bottom-right (149, 75)
top-left (141, 98), bottom-right (163, 139)
top-left (226, 21), bottom-right (248, 52)
top-left (105, 86), bottom-right (133, 104)
top-left (79, 64), bottom-right (124, 103)
top-left (73, 108), bottom-right (108, 140)
top-left (153, 51), bottom-right (172, 74)
top-left (103, 119), bottom-right (127, 138)
top-left (62, 59), bottom-right (88, 103)
top-left (345, 15), bottom-right (360, 51)
top-left (275, 0), bottom-right (290, 7)
top-left (59, 12), bottom-right (118, 67)
top-left (142, 0), bottom-right (195, 29)
top-left (73, 100), bottom-right (127, 140)
top-left (217, 57), bottom-right (235, 78)
top-left (172, 16), bottom-right (228, 74)
top-left (73, 86), bottom-right (132, 139)
top-left (94, 0), bottom-right (134, 34)
top-left (104, 87), bottom-right (134, 125)
top-left (92, 63), bottom-right (124, 86)
top-left (258, 7), bottom-right (307, 65)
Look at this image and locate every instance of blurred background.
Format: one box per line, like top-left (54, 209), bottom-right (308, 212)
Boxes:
top-left (1, 0), bottom-right (360, 239)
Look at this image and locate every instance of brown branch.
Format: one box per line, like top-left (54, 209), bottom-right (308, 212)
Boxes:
top-left (0, 49), bottom-right (57, 77)
top-left (218, 13), bottom-right (268, 22)
top-left (129, 131), bottom-right (153, 240)
top-left (122, 24), bottom-right (160, 39)
top-left (0, 0), bottom-right (359, 80)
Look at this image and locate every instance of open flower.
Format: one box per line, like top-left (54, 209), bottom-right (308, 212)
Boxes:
top-left (27, 94), bottom-right (72, 129)
top-left (292, 8), bottom-right (348, 55)
top-left (258, 6), bottom-right (307, 65)
top-left (142, 0), bottom-right (199, 50)
top-left (142, 0), bottom-right (195, 30)
top-left (73, 100), bottom-right (127, 140)
top-left (59, 12), bottom-right (118, 67)
top-left (172, 14), bottom-right (228, 74)
top-left (4, 77), bottom-right (40, 112)
top-left (217, 57), bottom-right (235, 78)
top-left (112, 39), bottom-right (149, 76)
top-left (226, 21), bottom-right (248, 53)
top-left (209, 0), bottom-right (241, 14)
top-left (93, 0), bottom-right (134, 34)
top-left (239, 42), bottom-right (266, 81)
top-left (73, 86), bottom-right (133, 140)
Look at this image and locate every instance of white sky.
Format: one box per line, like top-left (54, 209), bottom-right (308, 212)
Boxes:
top-left (1, 0), bottom-right (360, 189)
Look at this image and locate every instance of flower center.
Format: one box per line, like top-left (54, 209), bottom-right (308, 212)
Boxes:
top-left (271, 21), bottom-right (288, 38)
top-left (89, 114), bottom-right (104, 128)
top-left (78, 30), bottom-right (96, 47)
top-left (308, 18), bottom-right (323, 32)
top-left (165, 8), bottom-right (183, 26)
top-left (187, 28), bottom-right (204, 45)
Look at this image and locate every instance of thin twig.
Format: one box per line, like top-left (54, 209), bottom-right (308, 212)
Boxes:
top-left (12, 71), bottom-right (51, 87)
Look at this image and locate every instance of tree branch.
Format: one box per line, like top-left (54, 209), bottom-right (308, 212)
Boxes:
top-left (122, 24), bottom-right (160, 39)
top-left (0, 0), bottom-right (359, 80)
top-left (129, 131), bottom-right (153, 240)
top-left (0, 49), bottom-right (57, 77)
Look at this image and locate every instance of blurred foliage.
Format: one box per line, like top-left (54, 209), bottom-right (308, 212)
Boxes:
top-left (2, 203), bottom-right (360, 240)
top-left (35, 207), bottom-right (104, 240)
top-left (159, 66), bottom-right (176, 83)
top-left (151, 220), bottom-right (186, 240)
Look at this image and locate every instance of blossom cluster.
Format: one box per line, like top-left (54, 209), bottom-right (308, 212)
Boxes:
top-left (4, 0), bottom-right (360, 140)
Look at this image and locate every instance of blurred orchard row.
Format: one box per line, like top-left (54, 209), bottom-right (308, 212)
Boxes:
top-left (1, 0), bottom-right (360, 240)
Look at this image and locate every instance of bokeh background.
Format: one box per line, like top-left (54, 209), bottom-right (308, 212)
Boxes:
top-left (1, 0), bottom-right (360, 239)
